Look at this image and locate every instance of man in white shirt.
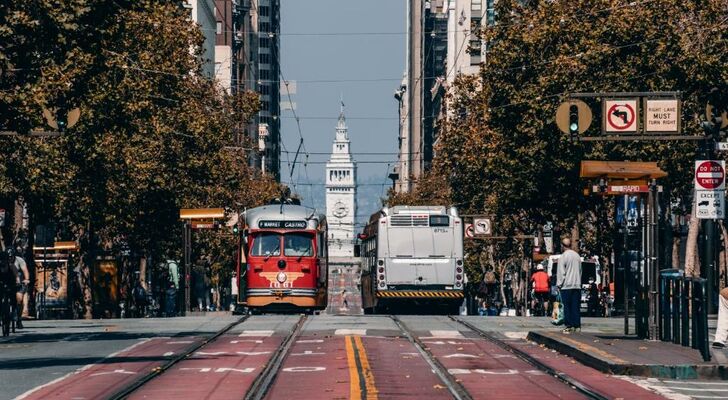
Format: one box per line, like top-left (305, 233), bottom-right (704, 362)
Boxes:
top-left (557, 238), bottom-right (582, 333)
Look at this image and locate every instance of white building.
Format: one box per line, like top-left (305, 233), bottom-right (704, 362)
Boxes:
top-left (186, 0), bottom-right (216, 78)
top-left (325, 106), bottom-right (357, 257)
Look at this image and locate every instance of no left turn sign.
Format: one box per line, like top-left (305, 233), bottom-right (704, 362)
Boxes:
top-left (604, 99), bottom-right (638, 133)
top-left (695, 160), bottom-right (725, 190)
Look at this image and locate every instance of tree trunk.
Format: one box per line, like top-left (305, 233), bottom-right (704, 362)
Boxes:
top-left (672, 228), bottom-right (681, 270)
top-left (571, 223), bottom-right (580, 254)
top-left (139, 255), bottom-right (148, 290)
top-left (498, 262), bottom-right (507, 309)
top-left (685, 197), bottom-right (700, 277)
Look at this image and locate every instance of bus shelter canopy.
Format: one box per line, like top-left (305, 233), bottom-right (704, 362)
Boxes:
top-left (580, 161), bottom-right (667, 180)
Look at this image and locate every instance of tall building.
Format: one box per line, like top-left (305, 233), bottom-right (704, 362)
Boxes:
top-left (326, 106), bottom-right (357, 258)
top-left (186, 0), bottom-right (217, 78)
top-left (393, 0), bottom-right (490, 193)
top-left (254, 0), bottom-right (281, 180)
top-left (393, 0), bottom-right (449, 193)
top-left (213, 0), bottom-right (280, 179)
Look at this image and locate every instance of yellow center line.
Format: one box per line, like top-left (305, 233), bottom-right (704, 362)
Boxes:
top-left (345, 335), bottom-right (362, 400)
top-left (345, 335), bottom-right (379, 400)
top-left (354, 335), bottom-right (378, 399)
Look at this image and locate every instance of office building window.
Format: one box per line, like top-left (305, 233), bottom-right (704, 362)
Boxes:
top-left (259, 6), bottom-right (269, 17)
top-left (486, 0), bottom-right (496, 26)
top-left (259, 37), bottom-right (270, 48)
top-left (216, 21), bottom-right (222, 35)
top-left (471, 0), bottom-right (482, 11)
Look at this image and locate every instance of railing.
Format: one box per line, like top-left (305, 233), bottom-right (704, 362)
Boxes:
top-left (659, 269), bottom-right (711, 362)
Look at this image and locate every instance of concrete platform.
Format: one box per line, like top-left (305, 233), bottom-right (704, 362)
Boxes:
top-left (528, 330), bottom-right (728, 380)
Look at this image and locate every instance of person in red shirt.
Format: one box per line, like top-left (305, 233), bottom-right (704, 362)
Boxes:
top-left (531, 265), bottom-right (550, 316)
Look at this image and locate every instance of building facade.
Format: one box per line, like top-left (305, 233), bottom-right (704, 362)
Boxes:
top-left (213, 0), bottom-right (281, 180)
top-left (255, 0), bottom-right (281, 180)
top-left (325, 108), bottom-right (357, 258)
top-left (394, 0), bottom-right (491, 193)
top-left (186, 0), bottom-right (217, 78)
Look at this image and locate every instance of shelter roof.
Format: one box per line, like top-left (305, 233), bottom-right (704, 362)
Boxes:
top-left (580, 161), bottom-right (667, 180)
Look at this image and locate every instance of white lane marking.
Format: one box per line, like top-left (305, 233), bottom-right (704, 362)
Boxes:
top-left (195, 351), bottom-right (228, 356)
top-left (504, 331), bottom-right (528, 340)
top-left (443, 353), bottom-right (478, 359)
top-left (422, 340), bottom-right (473, 345)
top-left (292, 350), bottom-right (325, 356)
top-left (239, 330), bottom-right (274, 337)
top-left (664, 381), bottom-right (728, 386)
top-left (166, 340), bottom-right (194, 344)
top-left (237, 351), bottom-right (271, 356)
top-left (282, 366), bottom-right (326, 372)
top-left (525, 370), bottom-right (546, 375)
top-left (15, 338), bottom-right (152, 400)
top-left (215, 367), bottom-right (255, 373)
top-left (163, 352), bottom-right (174, 356)
top-left (297, 339), bottom-right (324, 343)
top-left (335, 329), bottom-right (366, 336)
top-left (400, 352), bottom-right (420, 356)
top-left (89, 369), bottom-right (136, 377)
top-left (181, 367), bottom-right (212, 372)
top-left (428, 330), bottom-right (463, 338)
top-left (230, 340), bottom-right (263, 344)
top-left (667, 388), bottom-right (728, 392)
top-left (616, 376), bottom-right (692, 400)
top-left (448, 368), bottom-right (519, 375)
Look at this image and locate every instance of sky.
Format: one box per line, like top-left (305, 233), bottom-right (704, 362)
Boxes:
top-left (279, 0), bottom-right (406, 213)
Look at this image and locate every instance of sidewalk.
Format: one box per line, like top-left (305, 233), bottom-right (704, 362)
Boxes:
top-left (528, 330), bottom-right (728, 380)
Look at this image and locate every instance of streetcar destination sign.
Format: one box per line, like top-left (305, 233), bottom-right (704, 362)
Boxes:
top-left (258, 220), bottom-right (308, 229)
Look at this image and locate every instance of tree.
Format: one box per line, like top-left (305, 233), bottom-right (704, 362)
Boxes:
top-left (439, 0), bottom-right (728, 280)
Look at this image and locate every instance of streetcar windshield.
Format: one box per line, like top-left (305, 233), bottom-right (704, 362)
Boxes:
top-left (251, 233), bottom-right (281, 256)
top-left (284, 232), bottom-right (314, 257)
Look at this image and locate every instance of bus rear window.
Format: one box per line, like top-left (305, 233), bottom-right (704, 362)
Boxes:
top-left (429, 215), bottom-right (449, 226)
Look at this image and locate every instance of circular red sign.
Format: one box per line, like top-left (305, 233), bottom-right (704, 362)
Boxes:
top-left (607, 103), bottom-right (636, 130)
top-left (696, 161), bottom-right (725, 189)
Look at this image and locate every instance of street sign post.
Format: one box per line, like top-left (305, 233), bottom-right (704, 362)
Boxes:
top-left (694, 160), bottom-right (725, 191)
top-left (696, 191), bottom-right (725, 219)
top-left (603, 99), bottom-right (639, 134)
top-left (644, 99), bottom-right (681, 133)
top-left (694, 160), bottom-right (725, 220)
top-left (473, 218), bottom-right (492, 235)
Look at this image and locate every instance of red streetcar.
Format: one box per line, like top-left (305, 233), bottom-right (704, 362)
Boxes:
top-left (236, 201), bottom-right (328, 313)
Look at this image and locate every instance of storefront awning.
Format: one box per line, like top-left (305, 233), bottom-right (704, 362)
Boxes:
top-left (580, 161), bottom-right (667, 180)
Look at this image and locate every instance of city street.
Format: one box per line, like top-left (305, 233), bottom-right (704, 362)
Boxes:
top-left (3, 314), bottom-right (723, 400)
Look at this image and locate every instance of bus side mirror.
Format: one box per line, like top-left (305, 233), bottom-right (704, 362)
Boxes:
top-left (354, 244), bottom-right (361, 258)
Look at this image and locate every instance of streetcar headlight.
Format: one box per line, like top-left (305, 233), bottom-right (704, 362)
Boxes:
top-left (277, 272), bottom-right (287, 283)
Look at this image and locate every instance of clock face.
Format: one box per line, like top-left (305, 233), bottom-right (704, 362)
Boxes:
top-left (333, 201), bottom-right (349, 218)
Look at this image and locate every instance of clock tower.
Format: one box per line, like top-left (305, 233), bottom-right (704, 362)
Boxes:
top-left (326, 104), bottom-right (357, 257)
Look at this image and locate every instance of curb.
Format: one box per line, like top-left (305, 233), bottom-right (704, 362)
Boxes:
top-left (527, 331), bottom-right (728, 380)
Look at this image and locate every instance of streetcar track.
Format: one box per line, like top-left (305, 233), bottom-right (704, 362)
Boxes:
top-left (450, 316), bottom-right (609, 400)
top-left (108, 315), bottom-right (250, 400)
top-left (245, 314), bottom-right (308, 400)
top-left (389, 315), bottom-right (473, 400)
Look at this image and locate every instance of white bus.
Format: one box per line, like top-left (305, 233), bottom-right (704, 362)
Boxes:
top-left (359, 206), bottom-right (464, 314)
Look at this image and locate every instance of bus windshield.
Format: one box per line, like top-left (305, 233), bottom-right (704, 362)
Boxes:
top-left (284, 232), bottom-right (314, 257)
top-left (251, 233), bottom-right (281, 256)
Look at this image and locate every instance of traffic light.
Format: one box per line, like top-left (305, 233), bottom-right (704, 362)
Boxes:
top-left (569, 104), bottom-right (579, 138)
top-left (56, 109), bottom-right (68, 133)
top-left (232, 224), bottom-right (239, 235)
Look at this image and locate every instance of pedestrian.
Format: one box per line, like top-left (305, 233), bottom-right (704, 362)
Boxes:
top-left (341, 289), bottom-right (349, 310)
top-left (557, 238), bottom-right (582, 333)
top-left (713, 287), bottom-right (728, 349)
top-left (10, 248), bottom-right (29, 329)
top-left (164, 258), bottom-right (179, 317)
top-left (230, 271), bottom-right (239, 312)
top-left (530, 264), bottom-right (550, 316)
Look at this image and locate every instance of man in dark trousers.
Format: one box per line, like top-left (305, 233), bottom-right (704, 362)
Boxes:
top-left (557, 238), bottom-right (582, 333)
